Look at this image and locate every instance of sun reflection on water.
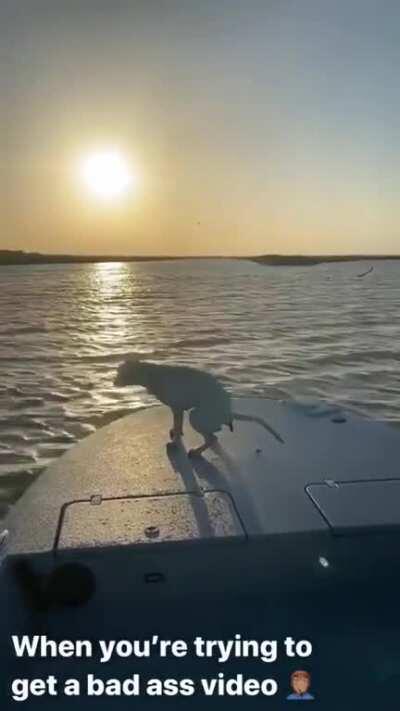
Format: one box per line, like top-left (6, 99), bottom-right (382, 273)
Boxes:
top-left (90, 262), bottom-right (133, 343)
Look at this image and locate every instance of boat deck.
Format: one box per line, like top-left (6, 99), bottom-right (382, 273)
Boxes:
top-left (4, 397), bottom-right (400, 556)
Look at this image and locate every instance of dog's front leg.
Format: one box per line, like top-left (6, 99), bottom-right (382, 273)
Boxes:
top-left (169, 409), bottom-right (184, 442)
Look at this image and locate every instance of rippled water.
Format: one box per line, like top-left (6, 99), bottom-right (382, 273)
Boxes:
top-left (1, 258), bottom-right (400, 515)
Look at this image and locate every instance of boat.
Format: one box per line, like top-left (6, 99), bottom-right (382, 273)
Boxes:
top-left (1, 397), bottom-right (400, 708)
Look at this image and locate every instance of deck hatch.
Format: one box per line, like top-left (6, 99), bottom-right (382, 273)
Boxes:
top-left (306, 479), bottom-right (400, 535)
top-left (56, 491), bottom-right (245, 550)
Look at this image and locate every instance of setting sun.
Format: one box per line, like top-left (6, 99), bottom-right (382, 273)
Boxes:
top-left (80, 149), bottom-right (135, 201)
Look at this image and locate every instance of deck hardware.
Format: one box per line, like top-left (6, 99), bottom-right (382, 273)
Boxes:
top-left (318, 556), bottom-right (330, 569)
top-left (144, 572), bottom-right (165, 584)
top-left (145, 525), bottom-right (160, 539)
top-left (90, 495), bottom-right (102, 505)
top-left (0, 530), bottom-right (9, 549)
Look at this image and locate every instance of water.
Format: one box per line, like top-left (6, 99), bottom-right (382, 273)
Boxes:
top-left (1, 258), bottom-right (400, 515)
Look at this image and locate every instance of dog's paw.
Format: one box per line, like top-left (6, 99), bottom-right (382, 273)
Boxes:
top-left (170, 429), bottom-right (183, 439)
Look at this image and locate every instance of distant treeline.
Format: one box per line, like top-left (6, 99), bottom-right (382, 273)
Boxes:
top-left (1, 250), bottom-right (400, 266)
top-left (250, 254), bottom-right (400, 266)
top-left (0, 250), bottom-right (226, 265)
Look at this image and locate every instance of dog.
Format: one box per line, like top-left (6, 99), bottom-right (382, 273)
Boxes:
top-left (114, 358), bottom-right (284, 456)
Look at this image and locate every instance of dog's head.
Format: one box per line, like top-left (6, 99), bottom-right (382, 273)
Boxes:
top-left (114, 358), bottom-right (148, 387)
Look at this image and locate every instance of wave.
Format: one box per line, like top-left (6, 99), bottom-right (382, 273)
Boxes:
top-left (170, 336), bottom-right (233, 349)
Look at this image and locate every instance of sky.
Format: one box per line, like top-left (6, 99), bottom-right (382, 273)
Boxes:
top-left (1, 0), bottom-right (399, 256)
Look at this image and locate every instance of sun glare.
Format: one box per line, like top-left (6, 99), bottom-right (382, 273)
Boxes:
top-left (80, 149), bottom-right (135, 200)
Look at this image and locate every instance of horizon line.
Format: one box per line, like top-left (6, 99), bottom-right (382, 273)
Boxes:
top-left (2, 249), bottom-right (400, 259)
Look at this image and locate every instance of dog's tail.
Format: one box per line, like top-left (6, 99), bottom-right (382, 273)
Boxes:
top-left (232, 412), bottom-right (284, 443)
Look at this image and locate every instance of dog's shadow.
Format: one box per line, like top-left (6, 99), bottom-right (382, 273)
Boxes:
top-left (191, 452), bottom-right (230, 492)
top-left (164, 441), bottom-right (210, 537)
top-left (166, 439), bottom-right (229, 491)
top-left (166, 438), bottom-right (262, 534)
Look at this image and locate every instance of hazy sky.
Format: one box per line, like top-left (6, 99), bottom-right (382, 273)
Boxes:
top-left (1, 0), bottom-right (399, 256)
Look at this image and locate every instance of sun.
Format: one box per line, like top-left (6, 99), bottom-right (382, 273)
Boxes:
top-left (80, 149), bottom-right (135, 200)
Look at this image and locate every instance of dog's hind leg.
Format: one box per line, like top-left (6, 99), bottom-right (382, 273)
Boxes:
top-left (169, 409), bottom-right (184, 442)
top-left (188, 433), bottom-right (218, 458)
top-left (188, 406), bottom-right (220, 457)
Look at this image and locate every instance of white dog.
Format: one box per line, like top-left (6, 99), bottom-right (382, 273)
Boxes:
top-left (114, 359), bottom-right (284, 456)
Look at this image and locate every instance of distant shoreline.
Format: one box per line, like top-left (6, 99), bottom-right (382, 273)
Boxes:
top-left (1, 250), bottom-right (400, 267)
top-left (249, 254), bottom-right (400, 266)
